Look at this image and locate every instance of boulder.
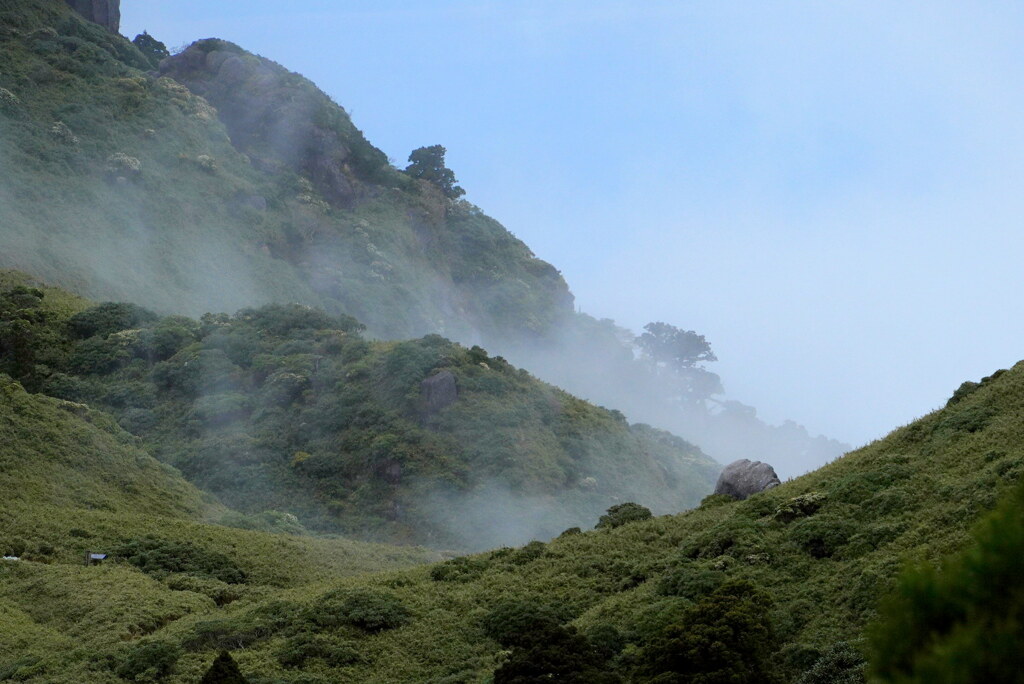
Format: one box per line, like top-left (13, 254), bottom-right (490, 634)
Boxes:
top-left (64, 0), bottom-right (120, 32)
top-left (421, 370), bottom-right (458, 416)
top-left (713, 459), bottom-right (781, 500)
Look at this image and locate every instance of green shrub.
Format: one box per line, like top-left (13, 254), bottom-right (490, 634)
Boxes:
top-left (430, 556), bottom-right (489, 582)
top-left (868, 481), bottom-right (1024, 683)
top-left (635, 580), bottom-right (781, 683)
top-left (796, 642), bottom-right (866, 684)
top-left (595, 502), bottom-right (653, 530)
top-left (69, 302), bottom-right (157, 339)
top-left (276, 634), bottom-right (361, 668)
top-left (788, 515), bottom-right (857, 559)
top-left (110, 536), bottom-right (247, 583)
top-left (115, 641), bottom-right (181, 682)
top-left (482, 600), bottom-right (564, 648)
top-left (308, 589), bottom-right (411, 633)
top-left (656, 562), bottom-right (726, 600)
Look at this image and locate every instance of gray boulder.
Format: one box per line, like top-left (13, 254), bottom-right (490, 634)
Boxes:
top-left (64, 0), bottom-right (120, 32)
top-left (421, 370), bottom-right (458, 416)
top-left (714, 459), bottom-right (781, 500)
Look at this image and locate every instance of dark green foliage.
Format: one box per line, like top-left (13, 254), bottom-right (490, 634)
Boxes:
top-left (131, 31), bottom-right (169, 69)
top-left (308, 589), bottom-right (411, 633)
top-left (404, 144), bottom-right (465, 198)
top-left (656, 563), bottom-right (726, 600)
top-left (493, 624), bottom-right (622, 684)
top-left (115, 641), bottom-right (181, 682)
top-left (200, 651), bottom-right (249, 684)
top-left (796, 642), bottom-right (865, 684)
top-left (788, 515), bottom-right (856, 559)
top-left (635, 580), bottom-right (781, 683)
top-left (68, 302), bottom-right (158, 339)
top-left (482, 600), bottom-right (566, 648)
top-left (868, 482), bottom-right (1024, 683)
top-left (110, 536), bottom-right (247, 583)
top-left (276, 634), bottom-right (360, 668)
top-left (596, 502), bottom-right (654, 529)
top-left (946, 380), bottom-right (980, 407)
top-left (0, 286), bottom-right (69, 388)
top-left (430, 556), bottom-right (489, 582)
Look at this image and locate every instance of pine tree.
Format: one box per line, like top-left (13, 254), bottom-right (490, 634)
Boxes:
top-left (200, 651), bottom-right (249, 684)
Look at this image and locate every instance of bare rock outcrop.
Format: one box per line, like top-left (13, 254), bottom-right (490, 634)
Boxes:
top-left (714, 459), bottom-right (781, 500)
top-left (64, 0), bottom-right (120, 32)
top-left (421, 370), bottom-right (458, 417)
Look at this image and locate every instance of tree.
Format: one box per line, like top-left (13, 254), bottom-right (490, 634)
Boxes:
top-left (403, 144), bottom-right (465, 198)
top-left (132, 31), bottom-right (170, 69)
top-left (637, 322), bottom-right (716, 369)
top-left (635, 580), bottom-right (781, 683)
top-left (200, 651), bottom-right (249, 684)
top-left (636, 322), bottom-right (722, 403)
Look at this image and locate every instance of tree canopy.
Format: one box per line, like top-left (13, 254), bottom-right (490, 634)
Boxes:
top-left (403, 144), bottom-right (465, 198)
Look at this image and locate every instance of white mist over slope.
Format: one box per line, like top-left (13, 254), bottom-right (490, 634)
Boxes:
top-left (121, 1), bottom-right (1024, 452)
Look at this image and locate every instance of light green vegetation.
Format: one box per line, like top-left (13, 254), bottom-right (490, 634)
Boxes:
top-left (1, 324), bottom-right (1021, 680)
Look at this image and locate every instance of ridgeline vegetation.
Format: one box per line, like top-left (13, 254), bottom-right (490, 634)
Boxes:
top-left (0, 2), bottom-right (1021, 682)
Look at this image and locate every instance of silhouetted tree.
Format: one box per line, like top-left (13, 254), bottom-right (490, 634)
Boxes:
top-left (404, 144), bottom-right (465, 198)
top-left (200, 651), bottom-right (249, 684)
top-left (636, 322), bottom-right (723, 403)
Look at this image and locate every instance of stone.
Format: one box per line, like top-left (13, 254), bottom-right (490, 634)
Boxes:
top-left (421, 370), bottom-right (458, 416)
top-left (64, 0), bottom-right (120, 33)
top-left (713, 459), bottom-right (781, 500)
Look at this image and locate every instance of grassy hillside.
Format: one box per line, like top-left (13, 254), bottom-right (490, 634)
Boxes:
top-left (2, 291), bottom-right (1021, 682)
top-left (54, 360), bottom-right (1017, 683)
top-left (0, 0), bottom-right (572, 343)
top-left (0, 275), bottom-right (719, 548)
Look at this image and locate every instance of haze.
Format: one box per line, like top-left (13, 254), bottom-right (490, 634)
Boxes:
top-left (122, 1), bottom-right (1024, 448)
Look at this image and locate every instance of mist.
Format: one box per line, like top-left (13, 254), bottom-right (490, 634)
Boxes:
top-left (118, 1), bottom-right (1024, 456)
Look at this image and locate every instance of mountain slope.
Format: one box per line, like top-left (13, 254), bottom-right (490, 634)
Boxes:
top-left (111, 361), bottom-right (1020, 683)
top-left (0, 274), bottom-right (719, 548)
top-left (0, 1), bottom-right (572, 343)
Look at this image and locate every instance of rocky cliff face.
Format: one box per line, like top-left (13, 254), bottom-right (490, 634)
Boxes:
top-left (64, 0), bottom-right (119, 32)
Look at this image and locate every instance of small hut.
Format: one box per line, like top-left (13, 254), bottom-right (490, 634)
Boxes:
top-left (85, 552), bottom-right (107, 566)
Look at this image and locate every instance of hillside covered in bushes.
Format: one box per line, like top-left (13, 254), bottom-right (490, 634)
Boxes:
top-left (0, 271), bottom-right (718, 548)
top-left (0, 0), bottom-right (848, 477)
top-left (2, 301), bottom-right (1022, 680)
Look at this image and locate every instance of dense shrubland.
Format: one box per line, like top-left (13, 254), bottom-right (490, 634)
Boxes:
top-left (2, 334), bottom-right (1021, 681)
top-left (0, 276), bottom-right (717, 547)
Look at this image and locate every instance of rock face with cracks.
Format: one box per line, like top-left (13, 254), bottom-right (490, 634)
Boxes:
top-left (64, 0), bottom-right (120, 32)
top-left (714, 458), bottom-right (781, 500)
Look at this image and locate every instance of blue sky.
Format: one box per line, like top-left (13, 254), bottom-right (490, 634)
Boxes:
top-left (123, 1), bottom-right (1024, 447)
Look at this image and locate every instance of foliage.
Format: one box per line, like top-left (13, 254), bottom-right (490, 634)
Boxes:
top-left (868, 481), bottom-right (1024, 683)
top-left (635, 580), bottom-right (781, 683)
top-left (796, 642), bottom-right (865, 684)
top-left (308, 588), bottom-right (411, 632)
top-left (404, 144), bottom-right (465, 198)
top-left (596, 502), bottom-right (654, 529)
top-left (109, 536), bottom-right (248, 583)
top-left (115, 641), bottom-right (182, 682)
top-left (636, 322), bottom-right (723, 403)
top-left (132, 31), bottom-right (169, 70)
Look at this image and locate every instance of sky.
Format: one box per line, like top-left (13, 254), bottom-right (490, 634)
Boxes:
top-left (122, 1), bottom-right (1024, 448)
